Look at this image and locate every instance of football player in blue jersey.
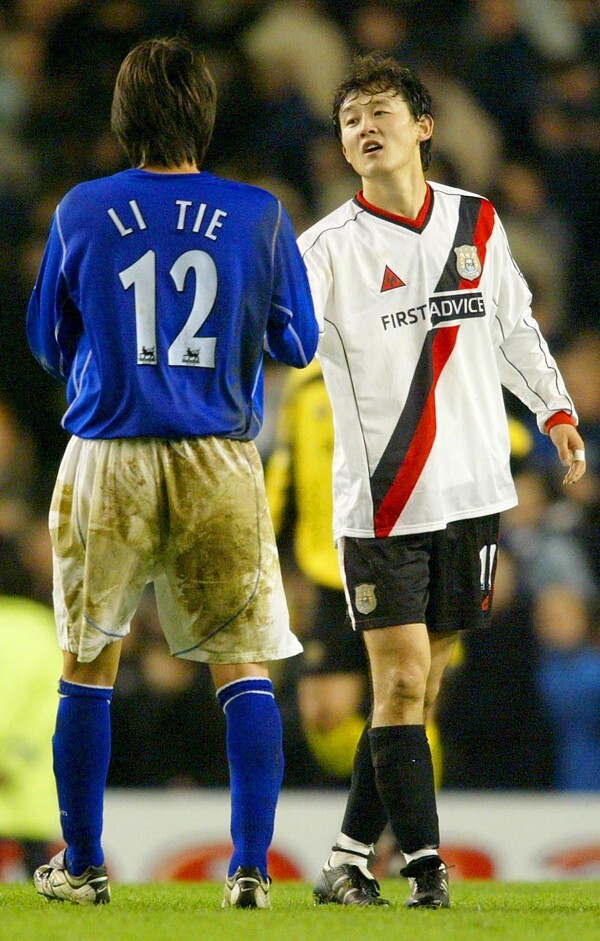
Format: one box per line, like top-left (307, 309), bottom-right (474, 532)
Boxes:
top-left (27, 36), bottom-right (318, 909)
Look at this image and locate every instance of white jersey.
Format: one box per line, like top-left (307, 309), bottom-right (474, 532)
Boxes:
top-left (298, 181), bottom-right (576, 539)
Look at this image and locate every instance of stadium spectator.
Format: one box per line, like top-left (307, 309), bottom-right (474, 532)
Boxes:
top-left (26, 36), bottom-right (317, 910)
top-left (487, 159), bottom-right (573, 341)
top-left (0, 536), bottom-right (62, 879)
top-left (348, 1), bottom-right (421, 66)
top-left (554, 331), bottom-right (600, 581)
top-left (438, 546), bottom-right (555, 789)
top-left (266, 360), bottom-right (370, 783)
top-left (512, 0), bottom-right (583, 63)
top-left (241, 0), bottom-right (351, 125)
top-left (533, 584), bottom-right (600, 790)
top-left (457, 0), bottom-right (546, 157)
top-left (530, 55), bottom-right (600, 331)
top-left (0, 399), bottom-right (36, 510)
top-left (565, 0), bottom-right (600, 65)
top-left (240, 1), bottom-right (351, 209)
top-left (501, 468), bottom-right (597, 602)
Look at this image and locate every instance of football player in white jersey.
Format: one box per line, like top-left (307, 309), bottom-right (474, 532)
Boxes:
top-left (298, 53), bottom-right (586, 909)
top-left (27, 37), bottom-right (318, 909)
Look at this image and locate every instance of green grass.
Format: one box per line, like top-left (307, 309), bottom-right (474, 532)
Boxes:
top-left (1, 880), bottom-right (599, 941)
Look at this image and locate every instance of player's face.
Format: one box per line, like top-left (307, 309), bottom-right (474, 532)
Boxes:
top-left (339, 90), bottom-right (431, 181)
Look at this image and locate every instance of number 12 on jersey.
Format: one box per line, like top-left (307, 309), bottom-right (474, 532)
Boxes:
top-left (119, 248), bottom-right (218, 368)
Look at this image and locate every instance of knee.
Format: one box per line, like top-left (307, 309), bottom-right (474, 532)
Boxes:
top-left (378, 666), bottom-right (428, 711)
top-left (63, 645), bottom-right (121, 687)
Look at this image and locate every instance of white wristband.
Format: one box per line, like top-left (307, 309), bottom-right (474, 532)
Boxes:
top-left (573, 449), bottom-right (586, 462)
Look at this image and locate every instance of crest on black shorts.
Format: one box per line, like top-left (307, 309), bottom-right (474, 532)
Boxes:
top-left (355, 583), bottom-right (377, 615)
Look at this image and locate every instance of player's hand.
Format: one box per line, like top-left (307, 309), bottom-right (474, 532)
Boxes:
top-left (549, 424), bottom-right (586, 486)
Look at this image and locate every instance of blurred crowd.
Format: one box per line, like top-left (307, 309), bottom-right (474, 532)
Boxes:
top-left (1, 0), bottom-right (599, 871)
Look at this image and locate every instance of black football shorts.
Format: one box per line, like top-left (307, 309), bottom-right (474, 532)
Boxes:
top-left (340, 513), bottom-right (500, 634)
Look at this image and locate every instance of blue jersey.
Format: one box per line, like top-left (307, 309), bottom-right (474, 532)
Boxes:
top-left (27, 169), bottom-right (318, 439)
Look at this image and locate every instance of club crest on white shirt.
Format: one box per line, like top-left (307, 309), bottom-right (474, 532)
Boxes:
top-left (454, 244), bottom-right (481, 281)
top-left (355, 583), bottom-right (377, 615)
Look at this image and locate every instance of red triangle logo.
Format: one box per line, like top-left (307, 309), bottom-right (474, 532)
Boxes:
top-left (380, 265), bottom-right (405, 292)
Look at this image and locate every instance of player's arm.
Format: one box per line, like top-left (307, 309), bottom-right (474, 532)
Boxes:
top-left (490, 215), bottom-right (585, 483)
top-left (26, 210), bottom-right (82, 382)
top-left (296, 226), bottom-right (332, 339)
top-left (546, 415), bottom-right (586, 485)
top-left (265, 204), bottom-right (319, 368)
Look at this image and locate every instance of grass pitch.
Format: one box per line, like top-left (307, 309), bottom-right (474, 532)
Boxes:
top-left (1, 880), bottom-right (599, 941)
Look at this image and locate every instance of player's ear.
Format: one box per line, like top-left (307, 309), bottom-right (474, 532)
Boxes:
top-left (341, 143), bottom-right (352, 165)
top-left (416, 113), bottom-right (433, 142)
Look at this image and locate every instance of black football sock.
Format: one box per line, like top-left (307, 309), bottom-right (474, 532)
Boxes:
top-left (369, 724), bottom-right (439, 854)
top-left (340, 718), bottom-right (388, 846)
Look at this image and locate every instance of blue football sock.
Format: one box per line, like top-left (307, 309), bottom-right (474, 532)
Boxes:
top-left (53, 678), bottom-right (113, 875)
top-left (217, 677), bottom-right (283, 880)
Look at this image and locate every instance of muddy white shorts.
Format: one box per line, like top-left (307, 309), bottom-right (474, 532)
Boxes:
top-left (49, 435), bottom-right (302, 664)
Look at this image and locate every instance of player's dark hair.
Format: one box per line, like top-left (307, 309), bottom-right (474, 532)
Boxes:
top-left (111, 36), bottom-right (217, 170)
top-left (332, 52), bottom-right (433, 171)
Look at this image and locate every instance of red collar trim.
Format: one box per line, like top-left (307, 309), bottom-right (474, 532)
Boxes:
top-left (356, 184), bottom-right (432, 229)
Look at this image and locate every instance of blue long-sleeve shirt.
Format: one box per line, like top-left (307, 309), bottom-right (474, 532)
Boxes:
top-left (538, 647), bottom-right (600, 790)
top-left (27, 169), bottom-right (318, 440)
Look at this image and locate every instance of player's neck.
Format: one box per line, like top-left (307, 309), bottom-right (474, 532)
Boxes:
top-left (361, 171), bottom-right (427, 221)
top-left (138, 161), bottom-right (200, 174)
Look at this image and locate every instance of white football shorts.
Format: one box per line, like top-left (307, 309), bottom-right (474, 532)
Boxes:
top-left (49, 435), bottom-right (302, 664)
